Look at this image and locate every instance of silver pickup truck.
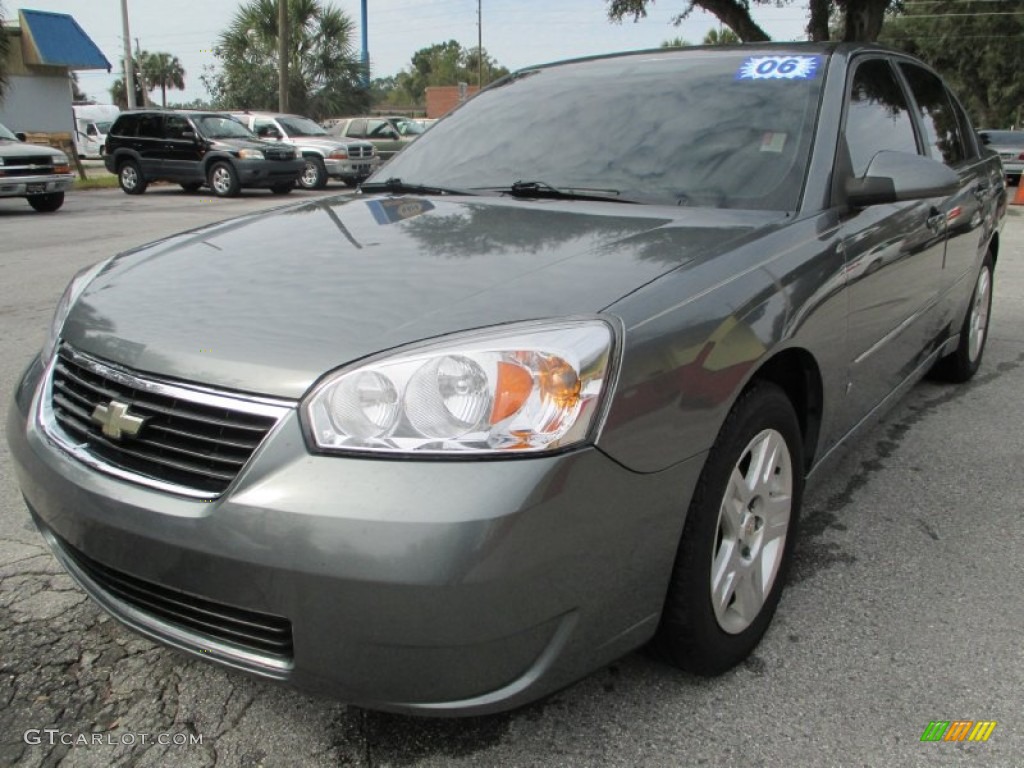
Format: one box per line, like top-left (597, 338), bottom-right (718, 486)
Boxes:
top-left (0, 123), bottom-right (74, 212)
top-left (231, 112), bottom-right (379, 190)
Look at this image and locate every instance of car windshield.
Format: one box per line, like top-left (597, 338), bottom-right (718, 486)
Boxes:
top-left (278, 116), bottom-right (328, 137)
top-left (394, 119), bottom-right (424, 136)
top-left (375, 50), bottom-right (826, 210)
top-left (980, 130), bottom-right (1024, 147)
top-left (0, 122), bottom-right (17, 141)
top-left (195, 115), bottom-right (256, 139)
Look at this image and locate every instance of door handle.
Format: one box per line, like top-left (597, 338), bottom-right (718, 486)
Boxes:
top-left (926, 207), bottom-right (945, 232)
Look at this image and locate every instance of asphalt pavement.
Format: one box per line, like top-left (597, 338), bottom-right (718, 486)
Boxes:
top-left (1, 188), bottom-right (1022, 767)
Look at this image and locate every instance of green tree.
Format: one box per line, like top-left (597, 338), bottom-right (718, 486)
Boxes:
top-left (140, 51), bottom-right (186, 107)
top-left (70, 72), bottom-right (88, 102)
top-left (379, 41), bottom-right (509, 107)
top-left (0, 2), bottom-right (10, 103)
top-left (660, 36), bottom-right (690, 47)
top-left (109, 57), bottom-right (149, 109)
top-left (203, 0), bottom-right (367, 120)
top-left (607, 0), bottom-right (895, 43)
top-left (881, 1), bottom-right (1024, 128)
top-left (703, 27), bottom-right (741, 44)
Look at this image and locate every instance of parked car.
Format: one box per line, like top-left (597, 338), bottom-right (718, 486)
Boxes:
top-left (230, 111), bottom-right (379, 189)
top-left (0, 122), bottom-right (74, 212)
top-left (103, 110), bottom-right (304, 197)
top-left (8, 43), bottom-right (1004, 716)
top-left (325, 115), bottom-right (424, 160)
top-left (978, 129), bottom-right (1024, 185)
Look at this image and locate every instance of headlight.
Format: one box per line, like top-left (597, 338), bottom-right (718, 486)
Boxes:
top-left (54, 152), bottom-right (69, 164)
top-left (238, 149), bottom-right (264, 160)
top-left (328, 149), bottom-right (349, 159)
top-left (303, 319), bottom-right (616, 455)
top-left (41, 260), bottom-right (109, 361)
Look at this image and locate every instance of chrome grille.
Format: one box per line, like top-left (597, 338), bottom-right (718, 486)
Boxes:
top-left (58, 534), bottom-right (294, 661)
top-left (2, 157), bottom-right (56, 176)
top-left (46, 345), bottom-right (290, 497)
top-left (265, 148), bottom-right (295, 161)
top-left (348, 145), bottom-right (373, 159)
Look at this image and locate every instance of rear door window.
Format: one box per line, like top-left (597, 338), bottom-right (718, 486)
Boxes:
top-left (898, 63), bottom-right (966, 167)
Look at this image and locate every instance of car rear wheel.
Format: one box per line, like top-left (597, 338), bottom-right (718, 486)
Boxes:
top-left (299, 157), bottom-right (328, 190)
top-left (208, 162), bottom-right (240, 198)
top-left (270, 183), bottom-right (294, 195)
top-left (654, 382), bottom-right (803, 675)
top-left (931, 254), bottom-right (993, 383)
top-left (27, 192), bottom-right (65, 212)
top-left (118, 160), bottom-right (147, 195)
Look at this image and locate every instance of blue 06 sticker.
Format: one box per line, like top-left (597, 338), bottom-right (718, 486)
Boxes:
top-left (736, 55), bottom-right (821, 81)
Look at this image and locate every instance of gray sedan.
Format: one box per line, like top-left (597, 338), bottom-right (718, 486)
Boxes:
top-left (6, 43), bottom-right (1004, 716)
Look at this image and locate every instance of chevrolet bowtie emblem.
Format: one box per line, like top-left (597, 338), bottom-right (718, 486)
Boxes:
top-left (91, 400), bottom-right (146, 440)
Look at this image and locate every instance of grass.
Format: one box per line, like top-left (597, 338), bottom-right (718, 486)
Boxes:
top-left (74, 175), bottom-right (120, 191)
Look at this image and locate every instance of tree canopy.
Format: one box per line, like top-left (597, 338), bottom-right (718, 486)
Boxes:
top-left (141, 51), bottom-right (186, 108)
top-left (607, 0), bottom-right (895, 42)
top-left (0, 3), bottom-right (10, 103)
top-left (203, 0), bottom-right (367, 120)
top-left (373, 41), bottom-right (509, 108)
top-left (881, 0), bottom-right (1024, 128)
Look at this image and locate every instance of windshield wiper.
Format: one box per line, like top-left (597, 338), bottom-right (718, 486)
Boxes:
top-left (487, 180), bottom-right (639, 204)
top-left (359, 178), bottom-right (475, 196)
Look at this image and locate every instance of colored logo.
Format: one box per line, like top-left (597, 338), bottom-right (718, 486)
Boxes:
top-left (736, 55), bottom-right (821, 81)
top-left (920, 721), bottom-right (997, 742)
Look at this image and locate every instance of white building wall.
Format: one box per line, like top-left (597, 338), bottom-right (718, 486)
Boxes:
top-left (0, 74), bottom-right (74, 134)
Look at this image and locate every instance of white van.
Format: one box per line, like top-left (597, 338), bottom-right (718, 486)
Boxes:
top-left (73, 104), bottom-right (120, 158)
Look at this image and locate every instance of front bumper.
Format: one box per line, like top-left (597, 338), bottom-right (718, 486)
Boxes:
top-left (0, 172), bottom-right (75, 198)
top-left (7, 354), bottom-right (702, 715)
top-left (325, 157), bottom-right (380, 181)
top-left (234, 158), bottom-right (305, 188)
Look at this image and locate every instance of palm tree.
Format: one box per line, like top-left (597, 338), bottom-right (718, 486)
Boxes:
top-left (141, 51), bottom-right (186, 107)
top-left (212, 0), bottom-right (367, 120)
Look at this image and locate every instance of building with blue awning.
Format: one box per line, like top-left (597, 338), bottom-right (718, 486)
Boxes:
top-left (0, 9), bottom-right (112, 134)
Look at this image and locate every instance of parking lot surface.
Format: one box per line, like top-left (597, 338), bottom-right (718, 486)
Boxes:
top-left (2, 190), bottom-right (1022, 767)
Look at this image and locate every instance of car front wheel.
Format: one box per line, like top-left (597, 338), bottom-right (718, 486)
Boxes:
top-left (208, 162), bottom-right (240, 197)
top-left (27, 192), bottom-right (65, 212)
top-left (654, 381), bottom-right (803, 675)
top-left (299, 157), bottom-right (328, 190)
top-left (118, 160), bottom-right (147, 195)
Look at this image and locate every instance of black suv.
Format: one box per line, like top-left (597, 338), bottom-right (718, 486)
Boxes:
top-left (104, 111), bottom-right (305, 197)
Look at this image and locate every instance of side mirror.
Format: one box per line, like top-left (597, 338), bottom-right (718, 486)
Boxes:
top-left (977, 132), bottom-right (991, 146)
top-left (15, 132), bottom-right (26, 142)
top-left (845, 150), bottom-right (959, 207)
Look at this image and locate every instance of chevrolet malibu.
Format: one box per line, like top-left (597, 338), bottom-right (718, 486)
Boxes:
top-left (7, 44), bottom-right (1004, 716)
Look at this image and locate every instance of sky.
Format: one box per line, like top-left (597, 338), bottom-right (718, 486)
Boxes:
top-left (6, 0), bottom-right (810, 105)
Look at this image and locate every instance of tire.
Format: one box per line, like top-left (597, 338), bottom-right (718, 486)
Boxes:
top-left (180, 182), bottom-right (203, 193)
top-left (118, 160), bottom-right (147, 195)
top-left (931, 254), bottom-right (993, 383)
top-left (27, 192), bottom-right (65, 212)
top-left (654, 382), bottom-right (804, 675)
top-left (270, 183), bottom-right (294, 195)
top-left (298, 156), bottom-right (328, 190)
top-left (208, 161), bottom-right (240, 198)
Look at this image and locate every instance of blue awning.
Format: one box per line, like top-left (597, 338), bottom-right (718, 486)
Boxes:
top-left (19, 9), bottom-right (112, 71)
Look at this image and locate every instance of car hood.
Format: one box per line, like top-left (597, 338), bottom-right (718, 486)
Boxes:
top-left (288, 136), bottom-right (368, 152)
top-left (63, 195), bottom-right (781, 400)
top-left (205, 136), bottom-right (275, 152)
top-left (0, 139), bottom-right (64, 159)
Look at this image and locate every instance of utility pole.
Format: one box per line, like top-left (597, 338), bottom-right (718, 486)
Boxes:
top-left (120, 0), bottom-right (135, 109)
top-left (134, 37), bottom-right (149, 107)
top-left (477, 0), bottom-right (482, 88)
top-left (361, 0), bottom-right (369, 88)
top-left (278, 0), bottom-right (289, 112)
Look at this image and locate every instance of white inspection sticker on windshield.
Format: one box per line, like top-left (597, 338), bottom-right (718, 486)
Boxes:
top-left (736, 56), bottom-right (821, 80)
